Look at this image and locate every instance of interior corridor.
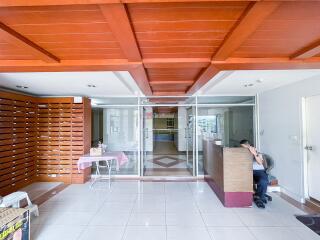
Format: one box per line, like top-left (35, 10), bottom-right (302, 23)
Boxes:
top-left (153, 142), bottom-right (179, 155)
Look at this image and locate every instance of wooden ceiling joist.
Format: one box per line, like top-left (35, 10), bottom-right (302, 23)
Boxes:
top-left (187, 1), bottom-right (282, 95)
top-left (100, 3), bottom-right (152, 95)
top-left (129, 65), bottom-right (153, 95)
top-left (187, 64), bottom-right (220, 95)
top-left (99, 4), bottom-right (142, 61)
top-left (0, 0), bottom-right (120, 7)
top-left (143, 58), bottom-right (210, 69)
top-left (0, 59), bottom-right (138, 72)
top-left (0, 22), bottom-right (60, 63)
top-left (213, 1), bottom-right (281, 61)
top-left (291, 40), bottom-right (320, 60)
top-left (0, 0), bottom-right (261, 7)
top-left (213, 57), bottom-right (320, 70)
top-left (150, 81), bottom-right (194, 86)
top-left (153, 91), bottom-right (185, 96)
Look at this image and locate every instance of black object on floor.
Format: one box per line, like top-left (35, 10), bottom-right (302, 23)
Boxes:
top-left (254, 198), bottom-right (265, 209)
top-left (296, 214), bottom-right (320, 235)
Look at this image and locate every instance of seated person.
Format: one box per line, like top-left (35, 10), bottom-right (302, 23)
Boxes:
top-left (240, 139), bottom-right (268, 209)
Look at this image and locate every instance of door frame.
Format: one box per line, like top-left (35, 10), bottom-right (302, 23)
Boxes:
top-left (301, 96), bottom-right (320, 202)
top-left (92, 95), bottom-right (257, 179)
top-left (140, 102), bottom-right (197, 177)
top-left (301, 97), bottom-right (308, 201)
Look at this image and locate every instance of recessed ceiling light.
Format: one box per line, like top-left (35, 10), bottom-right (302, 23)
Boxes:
top-left (87, 84), bottom-right (96, 88)
top-left (16, 85), bottom-right (28, 89)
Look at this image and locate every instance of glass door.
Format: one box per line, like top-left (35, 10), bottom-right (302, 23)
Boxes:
top-left (186, 106), bottom-right (196, 175)
top-left (103, 107), bottom-right (139, 175)
top-left (139, 96), bottom-right (196, 177)
top-left (141, 106), bottom-right (153, 176)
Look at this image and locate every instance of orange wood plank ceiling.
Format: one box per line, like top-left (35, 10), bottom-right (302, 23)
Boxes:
top-left (0, 0), bottom-right (320, 97)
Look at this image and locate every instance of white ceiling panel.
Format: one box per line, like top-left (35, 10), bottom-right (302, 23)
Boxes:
top-left (0, 71), bottom-right (143, 97)
top-left (199, 69), bottom-right (320, 95)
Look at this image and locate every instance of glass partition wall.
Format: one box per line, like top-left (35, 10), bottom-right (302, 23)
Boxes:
top-left (91, 96), bottom-right (256, 177)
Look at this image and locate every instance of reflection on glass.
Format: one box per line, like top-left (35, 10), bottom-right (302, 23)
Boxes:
top-left (197, 106), bottom-right (254, 174)
top-left (91, 107), bottom-right (139, 175)
top-left (104, 108), bottom-right (139, 175)
top-left (197, 96), bottom-right (255, 104)
top-left (198, 116), bottom-right (218, 135)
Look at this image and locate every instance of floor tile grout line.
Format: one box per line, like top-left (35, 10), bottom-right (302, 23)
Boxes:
top-left (187, 182), bottom-right (215, 240)
top-left (164, 182), bottom-right (168, 240)
top-left (120, 187), bottom-right (138, 240)
top-left (232, 207), bottom-right (260, 240)
top-left (75, 184), bottom-right (114, 240)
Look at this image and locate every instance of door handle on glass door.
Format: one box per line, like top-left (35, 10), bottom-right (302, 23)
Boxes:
top-left (305, 146), bottom-right (313, 150)
top-left (145, 128), bottom-right (148, 139)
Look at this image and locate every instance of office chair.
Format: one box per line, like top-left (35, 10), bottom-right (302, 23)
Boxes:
top-left (253, 153), bottom-right (273, 203)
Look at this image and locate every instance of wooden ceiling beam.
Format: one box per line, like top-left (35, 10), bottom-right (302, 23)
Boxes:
top-left (0, 59), bottom-right (139, 72)
top-left (0, 22), bottom-right (59, 63)
top-left (213, 1), bottom-right (281, 61)
top-left (99, 4), bottom-right (141, 61)
top-left (1, 57), bottom-right (319, 73)
top-left (100, 4), bottom-right (152, 95)
top-left (187, 64), bottom-right (221, 95)
top-left (212, 57), bottom-right (320, 70)
top-left (1, 0), bottom-right (317, 7)
top-left (129, 65), bottom-right (153, 95)
top-left (187, 1), bottom-right (282, 95)
top-left (150, 81), bottom-right (194, 85)
top-left (143, 58), bottom-right (210, 69)
top-left (0, 0), bottom-right (120, 7)
top-left (291, 39), bottom-right (320, 60)
top-left (153, 91), bottom-right (186, 96)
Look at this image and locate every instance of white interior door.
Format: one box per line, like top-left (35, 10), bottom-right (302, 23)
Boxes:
top-left (306, 95), bottom-right (320, 201)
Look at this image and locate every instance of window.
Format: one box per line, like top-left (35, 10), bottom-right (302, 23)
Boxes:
top-left (166, 118), bottom-right (174, 129)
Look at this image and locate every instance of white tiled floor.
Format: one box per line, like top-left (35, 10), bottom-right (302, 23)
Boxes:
top-left (31, 181), bottom-right (320, 240)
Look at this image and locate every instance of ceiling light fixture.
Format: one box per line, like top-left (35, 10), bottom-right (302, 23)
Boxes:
top-left (87, 84), bottom-right (96, 88)
top-left (16, 85), bottom-right (28, 89)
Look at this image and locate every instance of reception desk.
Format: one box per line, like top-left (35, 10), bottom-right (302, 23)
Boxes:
top-left (203, 139), bottom-right (253, 207)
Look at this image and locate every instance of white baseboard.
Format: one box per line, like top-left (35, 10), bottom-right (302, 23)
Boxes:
top-left (267, 185), bottom-right (281, 192)
top-left (280, 186), bottom-right (305, 203)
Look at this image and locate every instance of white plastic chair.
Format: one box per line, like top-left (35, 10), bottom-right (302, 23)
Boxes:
top-left (0, 191), bottom-right (39, 217)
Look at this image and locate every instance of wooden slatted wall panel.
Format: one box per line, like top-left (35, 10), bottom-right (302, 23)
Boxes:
top-left (0, 90), bottom-right (91, 196)
top-left (35, 99), bottom-right (74, 183)
top-left (35, 97), bottom-right (91, 184)
top-left (0, 91), bottom-right (37, 196)
top-left (70, 98), bottom-right (91, 184)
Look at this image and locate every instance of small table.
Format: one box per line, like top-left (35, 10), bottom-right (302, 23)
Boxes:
top-left (78, 152), bottom-right (128, 187)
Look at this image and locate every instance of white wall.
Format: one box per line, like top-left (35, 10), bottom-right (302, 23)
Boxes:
top-left (258, 75), bottom-right (320, 202)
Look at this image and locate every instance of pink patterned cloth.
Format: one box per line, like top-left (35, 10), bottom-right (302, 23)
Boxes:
top-left (77, 151), bottom-right (128, 172)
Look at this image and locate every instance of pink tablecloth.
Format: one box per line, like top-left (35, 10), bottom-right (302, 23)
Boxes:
top-left (77, 152), bottom-right (128, 172)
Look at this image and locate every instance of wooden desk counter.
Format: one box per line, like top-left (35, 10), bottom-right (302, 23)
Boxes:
top-left (203, 139), bottom-right (253, 207)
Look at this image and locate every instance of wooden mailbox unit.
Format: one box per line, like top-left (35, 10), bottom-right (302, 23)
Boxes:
top-left (0, 90), bottom-right (91, 196)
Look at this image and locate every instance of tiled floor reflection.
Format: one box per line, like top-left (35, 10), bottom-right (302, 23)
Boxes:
top-left (31, 181), bottom-right (320, 240)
